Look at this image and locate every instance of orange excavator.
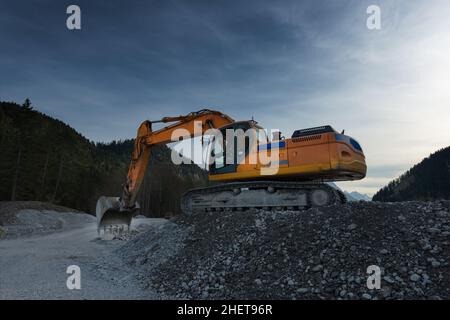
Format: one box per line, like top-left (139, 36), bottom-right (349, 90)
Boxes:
top-left (96, 109), bottom-right (366, 237)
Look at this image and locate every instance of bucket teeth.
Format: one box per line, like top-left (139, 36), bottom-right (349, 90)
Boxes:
top-left (96, 196), bottom-right (139, 239)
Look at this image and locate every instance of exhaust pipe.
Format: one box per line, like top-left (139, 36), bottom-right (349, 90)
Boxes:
top-left (96, 196), bottom-right (139, 239)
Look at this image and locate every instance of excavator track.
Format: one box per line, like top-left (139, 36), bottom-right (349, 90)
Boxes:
top-left (181, 181), bottom-right (346, 214)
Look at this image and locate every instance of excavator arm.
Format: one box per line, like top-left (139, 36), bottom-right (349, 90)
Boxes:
top-left (96, 109), bottom-right (234, 236)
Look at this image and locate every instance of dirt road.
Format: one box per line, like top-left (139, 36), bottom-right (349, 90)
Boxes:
top-left (0, 214), bottom-right (165, 299)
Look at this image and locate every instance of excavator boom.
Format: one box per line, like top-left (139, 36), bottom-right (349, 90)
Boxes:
top-left (96, 109), bottom-right (234, 237)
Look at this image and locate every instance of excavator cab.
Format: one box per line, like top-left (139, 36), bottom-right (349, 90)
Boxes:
top-left (207, 120), bottom-right (262, 175)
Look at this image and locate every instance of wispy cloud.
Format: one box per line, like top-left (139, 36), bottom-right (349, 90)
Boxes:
top-left (1, 0), bottom-right (449, 194)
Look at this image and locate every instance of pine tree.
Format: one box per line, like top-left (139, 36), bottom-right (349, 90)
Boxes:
top-left (22, 98), bottom-right (33, 111)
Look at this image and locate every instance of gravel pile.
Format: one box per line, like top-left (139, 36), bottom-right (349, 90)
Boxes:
top-left (111, 217), bottom-right (170, 242)
top-left (0, 201), bottom-right (83, 225)
top-left (117, 219), bottom-right (189, 297)
top-left (120, 200), bottom-right (450, 299)
top-left (0, 207), bottom-right (95, 239)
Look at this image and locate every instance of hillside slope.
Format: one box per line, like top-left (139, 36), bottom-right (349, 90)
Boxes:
top-left (373, 147), bottom-right (450, 202)
top-left (0, 101), bottom-right (207, 216)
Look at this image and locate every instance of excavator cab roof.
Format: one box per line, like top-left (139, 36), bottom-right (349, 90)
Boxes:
top-left (291, 125), bottom-right (337, 138)
top-left (218, 119), bottom-right (262, 131)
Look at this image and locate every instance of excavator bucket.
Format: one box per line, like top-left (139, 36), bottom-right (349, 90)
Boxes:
top-left (96, 196), bottom-right (138, 240)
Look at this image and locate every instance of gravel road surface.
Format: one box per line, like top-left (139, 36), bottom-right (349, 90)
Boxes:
top-left (0, 208), bottom-right (165, 300)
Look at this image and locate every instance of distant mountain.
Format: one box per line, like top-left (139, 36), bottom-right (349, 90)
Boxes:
top-left (0, 100), bottom-right (207, 216)
top-left (373, 146), bottom-right (450, 202)
top-left (347, 191), bottom-right (372, 202)
top-left (327, 183), bottom-right (371, 202)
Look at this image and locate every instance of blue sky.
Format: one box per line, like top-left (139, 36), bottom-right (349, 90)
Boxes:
top-left (1, 0), bottom-right (450, 195)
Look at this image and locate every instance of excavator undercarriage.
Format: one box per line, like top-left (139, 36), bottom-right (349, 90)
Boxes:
top-left (181, 181), bottom-right (346, 214)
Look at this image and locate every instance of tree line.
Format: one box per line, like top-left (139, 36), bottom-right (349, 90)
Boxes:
top-left (373, 146), bottom-right (450, 202)
top-left (0, 100), bottom-right (207, 216)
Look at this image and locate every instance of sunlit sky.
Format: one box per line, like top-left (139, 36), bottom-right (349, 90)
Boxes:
top-left (1, 0), bottom-right (449, 196)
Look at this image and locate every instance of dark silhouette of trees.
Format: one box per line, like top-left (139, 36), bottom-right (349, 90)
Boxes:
top-left (373, 146), bottom-right (450, 202)
top-left (22, 98), bottom-right (33, 111)
top-left (0, 101), bottom-right (208, 216)
top-left (11, 146), bottom-right (21, 201)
